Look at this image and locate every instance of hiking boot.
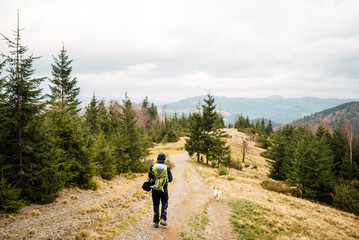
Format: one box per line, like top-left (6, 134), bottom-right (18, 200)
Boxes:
top-left (154, 222), bottom-right (159, 228)
top-left (160, 219), bottom-right (167, 226)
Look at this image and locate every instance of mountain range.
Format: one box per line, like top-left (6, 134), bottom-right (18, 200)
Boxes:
top-left (293, 101), bottom-right (359, 136)
top-left (162, 95), bottom-right (359, 125)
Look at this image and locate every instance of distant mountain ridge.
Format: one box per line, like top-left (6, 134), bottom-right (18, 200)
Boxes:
top-left (163, 95), bottom-right (358, 125)
top-left (293, 101), bottom-right (359, 136)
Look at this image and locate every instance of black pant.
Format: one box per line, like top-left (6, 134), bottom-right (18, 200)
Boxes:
top-left (152, 189), bottom-right (168, 223)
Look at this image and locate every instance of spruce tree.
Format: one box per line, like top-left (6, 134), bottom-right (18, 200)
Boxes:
top-left (85, 93), bottom-right (99, 135)
top-left (92, 130), bottom-right (117, 180)
top-left (199, 93), bottom-right (231, 166)
top-left (115, 95), bottom-right (149, 173)
top-left (201, 93), bottom-right (218, 164)
top-left (49, 45), bottom-right (80, 113)
top-left (185, 110), bottom-right (203, 162)
top-left (1, 13), bottom-right (45, 190)
top-left (98, 100), bottom-right (111, 136)
top-left (46, 47), bottom-right (95, 190)
top-left (265, 125), bottom-right (295, 180)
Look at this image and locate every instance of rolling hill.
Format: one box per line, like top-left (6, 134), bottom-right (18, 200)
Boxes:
top-left (162, 95), bottom-right (358, 125)
top-left (293, 101), bottom-right (359, 136)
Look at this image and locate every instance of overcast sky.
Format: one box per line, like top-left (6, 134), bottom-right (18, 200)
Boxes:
top-left (1, 0), bottom-right (359, 104)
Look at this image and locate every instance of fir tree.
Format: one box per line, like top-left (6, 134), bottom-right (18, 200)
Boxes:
top-left (85, 93), bottom-right (99, 134)
top-left (0, 167), bottom-right (24, 212)
top-left (0, 13), bottom-right (45, 190)
top-left (115, 95), bottom-right (150, 173)
top-left (49, 45), bottom-right (80, 113)
top-left (201, 93), bottom-right (218, 164)
top-left (92, 130), bottom-right (117, 180)
top-left (265, 125), bottom-right (295, 180)
top-left (185, 110), bottom-right (203, 162)
top-left (195, 93), bottom-right (231, 166)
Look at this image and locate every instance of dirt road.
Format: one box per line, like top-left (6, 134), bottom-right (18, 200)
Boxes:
top-left (0, 152), bottom-right (235, 240)
top-left (116, 153), bottom-right (235, 240)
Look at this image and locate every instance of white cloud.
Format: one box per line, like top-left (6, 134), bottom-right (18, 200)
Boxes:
top-left (1, 0), bottom-right (359, 103)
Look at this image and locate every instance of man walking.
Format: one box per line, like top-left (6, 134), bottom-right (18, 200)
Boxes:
top-left (149, 153), bottom-right (173, 228)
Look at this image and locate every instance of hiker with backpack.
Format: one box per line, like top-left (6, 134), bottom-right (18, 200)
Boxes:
top-left (149, 153), bottom-right (173, 228)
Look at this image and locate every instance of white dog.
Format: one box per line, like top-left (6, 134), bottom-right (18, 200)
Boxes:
top-left (213, 188), bottom-right (222, 201)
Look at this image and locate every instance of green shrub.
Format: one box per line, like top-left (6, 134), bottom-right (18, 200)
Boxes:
top-left (218, 167), bottom-right (228, 176)
top-left (0, 177), bottom-right (25, 212)
top-left (227, 176), bottom-right (235, 181)
top-left (260, 180), bottom-right (293, 195)
top-left (333, 181), bottom-right (359, 215)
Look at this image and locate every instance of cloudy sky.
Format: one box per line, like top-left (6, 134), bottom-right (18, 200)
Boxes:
top-left (1, 0), bottom-right (359, 104)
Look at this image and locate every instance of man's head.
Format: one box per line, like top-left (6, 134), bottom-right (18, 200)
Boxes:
top-left (157, 153), bottom-right (166, 163)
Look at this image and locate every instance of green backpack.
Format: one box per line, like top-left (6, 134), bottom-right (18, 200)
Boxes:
top-left (151, 163), bottom-right (168, 191)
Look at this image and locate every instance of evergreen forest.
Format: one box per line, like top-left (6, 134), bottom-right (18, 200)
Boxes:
top-left (0, 22), bottom-right (191, 212)
top-left (1, 17), bottom-right (358, 218)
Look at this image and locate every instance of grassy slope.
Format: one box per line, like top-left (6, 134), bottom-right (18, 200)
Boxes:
top-left (193, 129), bottom-right (359, 240)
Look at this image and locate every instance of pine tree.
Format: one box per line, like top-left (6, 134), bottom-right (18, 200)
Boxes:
top-left (265, 125), bottom-right (295, 180)
top-left (185, 110), bottom-right (203, 162)
top-left (286, 127), bottom-right (335, 201)
top-left (85, 93), bottom-right (99, 135)
top-left (49, 45), bottom-right (80, 113)
top-left (199, 93), bottom-right (231, 166)
top-left (92, 130), bottom-right (117, 180)
top-left (201, 93), bottom-right (217, 164)
top-left (0, 13), bottom-right (45, 190)
top-left (0, 167), bottom-right (24, 212)
top-left (97, 100), bottom-right (111, 136)
top-left (115, 95), bottom-right (150, 173)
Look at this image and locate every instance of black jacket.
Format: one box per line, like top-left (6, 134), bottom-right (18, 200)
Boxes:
top-left (149, 163), bottom-right (173, 190)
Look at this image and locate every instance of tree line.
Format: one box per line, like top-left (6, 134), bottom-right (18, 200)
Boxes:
top-left (263, 124), bottom-right (359, 215)
top-left (0, 18), bottom-right (189, 212)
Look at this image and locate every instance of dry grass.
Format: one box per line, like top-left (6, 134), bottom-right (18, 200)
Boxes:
top-left (71, 195), bottom-right (80, 200)
top-left (81, 204), bottom-right (103, 214)
top-left (193, 129), bottom-right (359, 240)
top-left (1, 233), bottom-right (14, 239)
top-left (28, 228), bottom-right (37, 235)
top-left (31, 209), bottom-right (42, 216)
top-left (150, 137), bottom-right (187, 157)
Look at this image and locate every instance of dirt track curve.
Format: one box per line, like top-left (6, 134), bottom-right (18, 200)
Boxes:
top-left (116, 153), bottom-right (236, 240)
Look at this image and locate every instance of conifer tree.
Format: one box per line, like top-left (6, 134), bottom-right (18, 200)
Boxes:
top-left (92, 130), bottom-right (117, 180)
top-left (197, 93), bottom-right (231, 166)
top-left (97, 100), bottom-right (111, 136)
top-left (0, 167), bottom-right (24, 212)
top-left (46, 47), bottom-right (95, 190)
top-left (0, 13), bottom-right (45, 190)
top-left (49, 45), bottom-right (80, 113)
top-left (201, 93), bottom-right (218, 164)
top-left (265, 125), bottom-right (295, 180)
top-left (85, 93), bottom-right (99, 134)
top-left (185, 110), bottom-right (203, 162)
top-left (115, 95), bottom-right (150, 173)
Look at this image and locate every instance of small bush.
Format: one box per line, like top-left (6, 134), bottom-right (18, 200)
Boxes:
top-left (0, 177), bottom-right (25, 212)
top-left (31, 209), bottom-right (42, 216)
top-left (142, 158), bottom-right (155, 172)
top-left (227, 176), bottom-right (235, 181)
top-left (333, 181), bottom-right (359, 216)
top-left (218, 167), bottom-right (228, 176)
top-left (228, 159), bottom-right (243, 170)
top-left (123, 171), bottom-right (137, 179)
top-left (260, 180), bottom-right (293, 195)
